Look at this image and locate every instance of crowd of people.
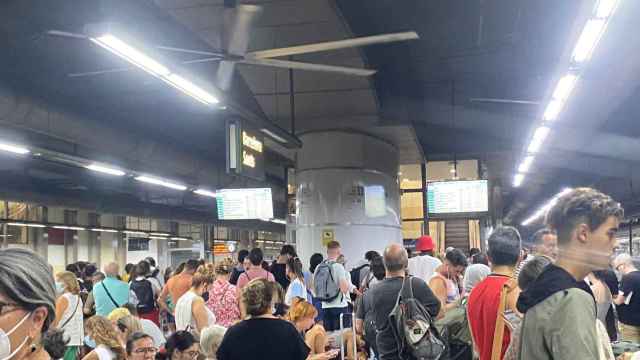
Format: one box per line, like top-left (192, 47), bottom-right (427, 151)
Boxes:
top-left (1, 187), bottom-right (639, 360)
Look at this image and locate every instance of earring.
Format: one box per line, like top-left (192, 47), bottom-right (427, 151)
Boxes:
top-left (30, 344), bottom-right (37, 353)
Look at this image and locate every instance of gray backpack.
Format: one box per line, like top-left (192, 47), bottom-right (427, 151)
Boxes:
top-left (389, 276), bottom-right (446, 360)
top-left (313, 260), bottom-right (341, 302)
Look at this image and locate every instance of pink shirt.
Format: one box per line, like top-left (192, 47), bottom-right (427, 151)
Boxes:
top-left (236, 268), bottom-right (275, 291)
top-left (206, 279), bottom-right (240, 327)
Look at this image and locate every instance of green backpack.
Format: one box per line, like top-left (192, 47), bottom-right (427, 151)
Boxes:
top-left (434, 297), bottom-right (472, 346)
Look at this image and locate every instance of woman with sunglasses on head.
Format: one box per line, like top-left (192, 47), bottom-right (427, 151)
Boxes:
top-left (0, 248), bottom-right (67, 360)
top-left (157, 331), bottom-right (200, 360)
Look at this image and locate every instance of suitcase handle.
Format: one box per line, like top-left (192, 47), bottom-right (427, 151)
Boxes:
top-left (339, 312), bottom-right (358, 360)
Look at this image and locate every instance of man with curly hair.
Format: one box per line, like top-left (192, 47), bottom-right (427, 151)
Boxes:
top-left (517, 188), bottom-right (624, 359)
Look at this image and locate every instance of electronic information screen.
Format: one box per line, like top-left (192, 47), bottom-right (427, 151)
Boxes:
top-left (216, 188), bottom-right (274, 220)
top-left (427, 180), bottom-right (488, 214)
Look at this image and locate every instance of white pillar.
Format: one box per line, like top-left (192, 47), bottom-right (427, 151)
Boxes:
top-left (295, 130), bottom-right (401, 269)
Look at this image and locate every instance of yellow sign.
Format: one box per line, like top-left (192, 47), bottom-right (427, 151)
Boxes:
top-left (242, 150), bottom-right (256, 168)
top-left (322, 229), bottom-right (334, 246)
top-left (243, 131), bottom-right (263, 153)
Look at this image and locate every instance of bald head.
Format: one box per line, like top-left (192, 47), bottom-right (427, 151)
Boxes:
top-left (105, 262), bottom-right (119, 277)
top-left (383, 243), bottom-right (408, 273)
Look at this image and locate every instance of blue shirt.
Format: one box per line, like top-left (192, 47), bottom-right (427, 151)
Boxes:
top-left (93, 277), bottom-right (130, 317)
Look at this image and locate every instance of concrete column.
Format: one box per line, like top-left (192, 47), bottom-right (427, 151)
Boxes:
top-left (295, 130), bottom-right (401, 268)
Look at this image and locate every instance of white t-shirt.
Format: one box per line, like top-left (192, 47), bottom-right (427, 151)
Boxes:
top-left (175, 291), bottom-right (216, 336)
top-left (94, 345), bottom-right (116, 360)
top-left (322, 262), bottom-right (349, 309)
top-left (285, 278), bottom-right (308, 305)
top-left (408, 255), bottom-right (442, 282)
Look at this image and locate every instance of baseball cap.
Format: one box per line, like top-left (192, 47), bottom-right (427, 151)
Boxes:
top-left (416, 235), bottom-right (435, 252)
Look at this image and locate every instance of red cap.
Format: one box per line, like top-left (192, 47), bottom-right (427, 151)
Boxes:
top-left (416, 235), bottom-right (435, 252)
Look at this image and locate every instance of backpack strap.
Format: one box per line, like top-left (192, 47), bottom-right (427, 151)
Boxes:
top-left (490, 278), bottom-right (517, 360)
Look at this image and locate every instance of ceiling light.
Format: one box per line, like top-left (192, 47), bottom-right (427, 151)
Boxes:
top-left (86, 163), bottom-right (126, 176)
top-left (135, 176), bottom-right (187, 191)
top-left (7, 222), bottom-right (46, 228)
top-left (527, 126), bottom-right (550, 154)
top-left (449, 168), bottom-right (456, 174)
top-left (260, 129), bottom-right (287, 143)
top-left (150, 232), bottom-right (170, 236)
top-left (194, 189), bottom-right (217, 198)
top-left (165, 74), bottom-right (219, 105)
top-left (90, 34), bottom-right (170, 76)
top-left (522, 188), bottom-right (573, 225)
top-left (53, 226), bottom-right (86, 231)
top-left (518, 155), bottom-right (535, 173)
top-left (170, 237), bottom-right (189, 241)
top-left (0, 143), bottom-right (30, 155)
top-left (543, 100), bottom-right (564, 122)
top-left (552, 74), bottom-right (578, 102)
top-left (149, 236), bottom-right (168, 240)
top-left (572, 19), bottom-right (606, 63)
top-left (513, 173), bottom-right (525, 187)
top-left (90, 228), bottom-right (118, 233)
top-left (123, 231), bottom-right (148, 236)
top-left (596, 0), bottom-right (619, 18)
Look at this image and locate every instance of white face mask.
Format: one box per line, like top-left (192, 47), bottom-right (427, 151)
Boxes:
top-left (0, 312), bottom-right (32, 360)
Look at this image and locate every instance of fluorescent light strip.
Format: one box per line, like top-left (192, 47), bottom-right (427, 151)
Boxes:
top-left (543, 99), bottom-right (564, 122)
top-left (572, 19), bottom-right (606, 63)
top-left (527, 126), bottom-right (550, 154)
top-left (90, 35), bottom-right (170, 76)
top-left (194, 189), bottom-right (217, 198)
top-left (164, 74), bottom-right (219, 105)
top-left (86, 163), bottom-right (126, 176)
top-left (53, 226), bottom-right (86, 231)
top-left (0, 143), bottom-right (30, 155)
top-left (596, 0), bottom-right (619, 18)
top-left (551, 74), bottom-right (578, 102)
top-left (149, 236), bottom-right (168, 240)
top-left (522, 188), bottom-right (573, 226)
top-left (7, 222), bottom-right (46, 228)
top-left (135, 176), bottom-right (187, 191)
top-left (150, 232), bottom-right (170, 236)
top-left (260, 129), bottom-right (287, 143)
top-left (518, 155), bottom-right (535, 173)
top-left (123, 231), bottom-right (148, 235)
top-left (513, 173), bottom-right (525, 187)
top-left (170, 237), bottom-right (189, 241)
top-left (91, 228), bottom-right (118, 233)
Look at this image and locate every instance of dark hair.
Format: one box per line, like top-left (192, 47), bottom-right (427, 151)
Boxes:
top-left (159, 331), bottom-right (196, 360)
top-left (93, 272), bottom-right (106, 282)
top-left (327, 241), bottom-right (341, 250)
top-left (365, 251), bottom-right (380, 262)
top-left (518, 256), bottom-right (552, 290)
top-left (121, 303), bottom-right (138, 317)
top-left (185, 259), bottom-right (200, 271)
top-left (124, 263), bottom-right (134, 274)
top-left (126, 332), bottom-right (153, 355)
top-left (249, 248), bottom-right (264, 266)
top-left (65, 263), bottom-right (79, 277)
top-left (472, 253), bottom-right (489, 266)
top-left (261, 261), bottom-right (270, 271)
top-left (546, 187), bottom-right (624, 245)
top-left (286, 257), bottom-right (304, 280)
top-left (144, 257), bottom-right (156, 267)
top-left (487, 226), bottom-right (521, 266)
top-left (370, 255), bottom-right (386, 280)
top-left (242, 278), bottom-right (275, 316)
top-left (280, 245), bottom-right (297, 257)
top-left (309, 253), bottom-right (324, 274)
top-left (238, 249), bottom-right (250, 263)
top-left (530, 228), bottom-right (555, 246)
top-left (174, 262), bottom-right (186, 275)
top-left (135, 261), bottom-right (150, 277)
top-left (84, 263), bottom-right (97, 278)
top-left (445, 248), bottom-right (468, 268)
top-left (469, 248), bottom-right (481, 257)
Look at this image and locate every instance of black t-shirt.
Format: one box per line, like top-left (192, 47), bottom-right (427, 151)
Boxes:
top-left (217, 318), bottom-right (310, 360)
top-left (369, 276), bottom-right (441, 360)
top-left (271, 263), bottom-right (290, 290)
top-left (618, 270), bottom-right (640, 326)
top-left (229, 267), bottom-right (244, 286)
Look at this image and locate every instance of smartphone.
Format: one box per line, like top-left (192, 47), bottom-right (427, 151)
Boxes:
top-left (326, 349), bottom-right (340, 358)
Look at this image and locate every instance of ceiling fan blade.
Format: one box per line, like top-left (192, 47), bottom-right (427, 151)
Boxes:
top-left (469, 98), bottom-right (540, 105)
top-left (216, 5), bottom-right (261, 90)
top-left (46, 30), bottom-right (87, 39)
top-left (246, 31), bottom-right (419, 59)
top-left (239, 58), bottom-right (376, 76)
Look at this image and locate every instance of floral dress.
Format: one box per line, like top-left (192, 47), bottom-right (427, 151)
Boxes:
top-left (206, 279), bottom-right (240, 327)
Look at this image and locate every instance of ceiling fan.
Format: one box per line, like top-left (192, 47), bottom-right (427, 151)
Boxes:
top-left (46, 4), bottom-right (420, 91)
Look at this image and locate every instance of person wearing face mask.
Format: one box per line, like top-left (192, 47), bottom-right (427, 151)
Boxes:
top-left (0, 248), bottom-right (67, 360)
top-left (429, 248), bottom-right (468, 317)
top-left (175, 265), bottom-right (216, 339)
top-left (53, 271), bottom-right (84, 360)
top-left (82, 316), bottom-right (126, 360)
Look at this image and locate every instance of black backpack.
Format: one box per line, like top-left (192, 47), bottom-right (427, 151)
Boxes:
top-left (130, 279), bottom-right (156, 314)
top-left (350, 263), bottom-right (369, 289)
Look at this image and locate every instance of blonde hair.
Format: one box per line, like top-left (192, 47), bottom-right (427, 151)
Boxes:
top-left (86, 316), bottom-right (126, 360)
top-left (192, 263), bottom-right (215, 288)
top-left (116, 316), bottom-right (142, 341)
top-left (215, 258), bottom-right (234, 275)
top-left (107, 308), bottom-right (131, 322)
top-left (56, 271), bottom-right (80, 295)
top-left (242, 278), bottom-right (274, 316)
top-left (200, 325), bottom-right (227, 359)
top-left (286, 297), bottom-right (317, 323)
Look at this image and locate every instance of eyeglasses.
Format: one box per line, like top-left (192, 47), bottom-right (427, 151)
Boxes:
top-left (133, 347), bottom-right (157, 354)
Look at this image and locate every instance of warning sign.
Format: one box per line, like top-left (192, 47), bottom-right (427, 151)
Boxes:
top-left (322, 229), bottom-right (334, 246)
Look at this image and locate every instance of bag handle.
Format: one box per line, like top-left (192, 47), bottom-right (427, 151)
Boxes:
top-left (101, 282), bottom-right (121, 308)
top-left (490, 279), bottom-right (517, 360)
